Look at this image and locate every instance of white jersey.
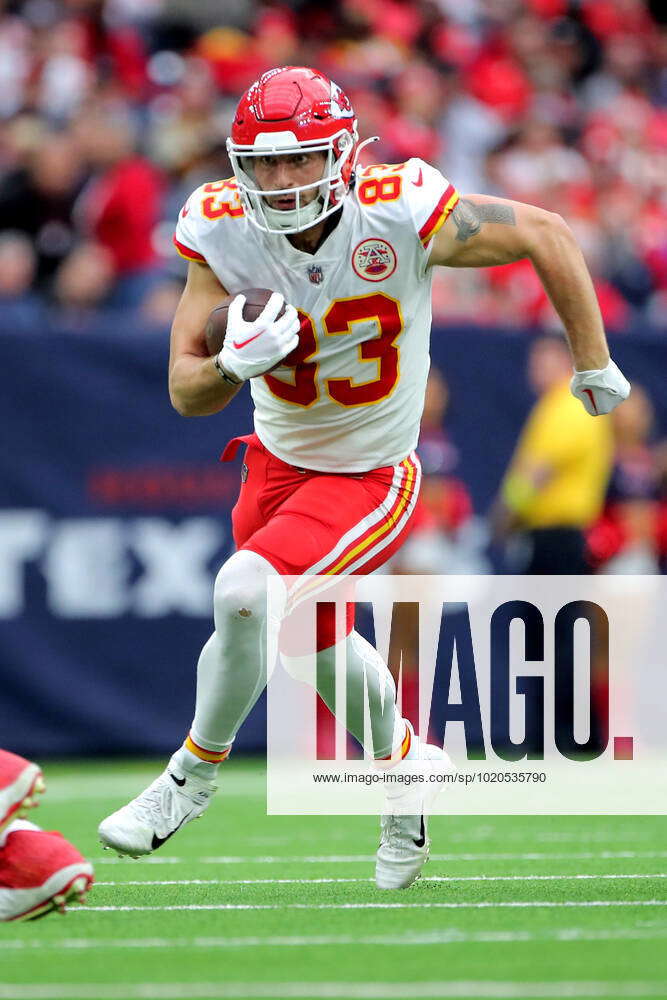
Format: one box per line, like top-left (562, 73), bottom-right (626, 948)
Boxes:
top-left (174, 158), bottom-right (459, 473)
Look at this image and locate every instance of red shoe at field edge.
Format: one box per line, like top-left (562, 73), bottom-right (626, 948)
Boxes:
top-left (0, 822), bottom-right (94, 921)
top-left (0, 750), bottom-right (45, 833)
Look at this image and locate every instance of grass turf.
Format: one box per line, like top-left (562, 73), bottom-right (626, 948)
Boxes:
top-left (1, 758), bottom-right (666, 999)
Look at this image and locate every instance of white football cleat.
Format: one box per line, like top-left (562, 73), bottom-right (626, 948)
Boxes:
top-left (98, 767), bottom-right (216, 858)
top-left (375, 728), bottom-right (452, 890)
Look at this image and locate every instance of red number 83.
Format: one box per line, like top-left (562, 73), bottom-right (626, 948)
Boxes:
top-left (263, 293), bottom-right (403, 408)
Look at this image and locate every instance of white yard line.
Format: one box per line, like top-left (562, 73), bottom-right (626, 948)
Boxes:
top-left (92, 873), bottom-right (667, 887)
top-left (1, 926), bottom-right (667, 953)
top-left (70, 899), bottom-right (667, 913)
top-left (93, 850), bottom-right (667, 865)
top-left (1, 980), bottom-right (666, 999)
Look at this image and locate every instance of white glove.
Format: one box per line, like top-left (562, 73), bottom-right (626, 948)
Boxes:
top-left (217, 292), bottom-right (300, 382)
top-left (570, 357), bottom-right (630, 415)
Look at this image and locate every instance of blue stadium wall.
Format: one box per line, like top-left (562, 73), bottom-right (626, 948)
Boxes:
top-left (2, 325), bottom-right (665, 756)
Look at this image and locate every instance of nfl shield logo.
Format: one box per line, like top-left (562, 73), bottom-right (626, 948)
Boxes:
top-left (307, 265), bottom-right (323, 285)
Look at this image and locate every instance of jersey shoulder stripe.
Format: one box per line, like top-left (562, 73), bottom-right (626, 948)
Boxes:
top-left (418, 183), bottom-right (459, 246)
top-left (172, 234), bottom-right (207, 263)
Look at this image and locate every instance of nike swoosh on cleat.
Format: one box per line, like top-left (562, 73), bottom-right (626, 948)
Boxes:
top-left (412, 168), bottom-right (423, 187)
top-left (232, 330), bottom-right (264, 350)
top-left (170, 772), bottom-right (186, 787)
top-left (151, 811), bottom-right (193, 850)
top-left (413, 815), bottom-right (426, 848)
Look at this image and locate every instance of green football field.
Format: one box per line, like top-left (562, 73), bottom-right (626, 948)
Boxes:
top-left (1, 758), bottom-right (666, 1000)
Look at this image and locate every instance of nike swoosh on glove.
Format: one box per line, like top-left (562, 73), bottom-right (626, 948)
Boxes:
top-left (570, 358), bottom-right (631, 415)
top-left (218, 292), bottom-right (300, 382)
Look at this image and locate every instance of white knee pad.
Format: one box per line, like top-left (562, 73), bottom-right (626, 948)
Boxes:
top-left (213, 550), bottom-right (286, 632)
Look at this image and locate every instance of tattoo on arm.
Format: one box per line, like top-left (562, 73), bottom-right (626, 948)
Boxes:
top-left (452, 198), bottom-right (516, 242)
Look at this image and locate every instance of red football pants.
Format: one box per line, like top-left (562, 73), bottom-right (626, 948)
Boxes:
top-left (223, 433), bottom-right (421, 650)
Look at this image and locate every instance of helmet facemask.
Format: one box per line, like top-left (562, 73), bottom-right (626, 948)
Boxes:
top-left (227, 128), bottom-right (357, 235)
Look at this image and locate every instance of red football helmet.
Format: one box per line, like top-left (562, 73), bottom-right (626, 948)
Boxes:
top-left (227, 66), bottom-right (360, 235)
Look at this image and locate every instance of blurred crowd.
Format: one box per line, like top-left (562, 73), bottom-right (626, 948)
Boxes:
top-left (0, 0), bottom-right (666, 332)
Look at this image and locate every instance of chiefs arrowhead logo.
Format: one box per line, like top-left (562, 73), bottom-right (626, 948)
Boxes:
top-left (352, 238), bottom-right (398, 282)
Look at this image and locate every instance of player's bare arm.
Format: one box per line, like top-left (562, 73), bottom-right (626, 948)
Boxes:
top-left (430, 195), bottom-right (609, 369)
top-left (169, 260), bottom-right (239, 417)
top-left (429, 194), bottom-right (630, 414)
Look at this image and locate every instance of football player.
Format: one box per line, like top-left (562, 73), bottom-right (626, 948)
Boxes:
top-left (99, 67), bottom-right (630, 889)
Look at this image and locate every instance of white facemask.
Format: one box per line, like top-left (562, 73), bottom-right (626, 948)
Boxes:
top-left (227, 129), bottom-right (357, 235)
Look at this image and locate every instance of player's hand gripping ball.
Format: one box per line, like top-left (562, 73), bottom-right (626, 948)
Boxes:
top-left (206, 288), bottom-right (300, 383)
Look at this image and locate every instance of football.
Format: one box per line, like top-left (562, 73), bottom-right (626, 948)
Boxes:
top-left (204, 287), bottom-right (286, 356)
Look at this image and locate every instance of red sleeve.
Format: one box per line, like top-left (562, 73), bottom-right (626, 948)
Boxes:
top-left (172, 234), bottom-right (206, 263)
